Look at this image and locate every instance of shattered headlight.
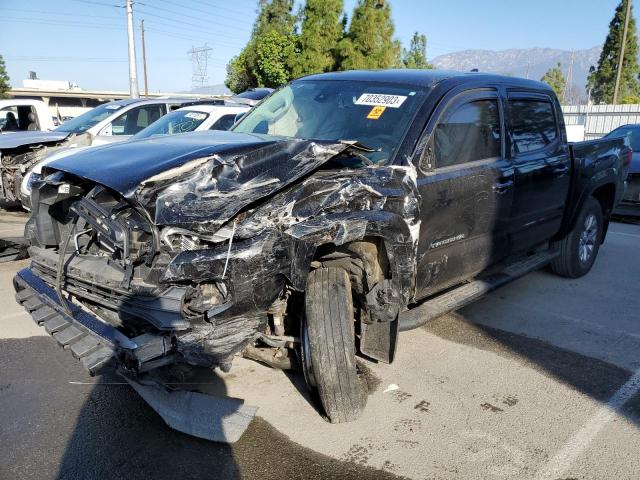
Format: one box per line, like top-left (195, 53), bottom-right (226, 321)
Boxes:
top-left (21, 171), bottom-right (41, 197)
top-left (160, 225), bottom-right (235, 252)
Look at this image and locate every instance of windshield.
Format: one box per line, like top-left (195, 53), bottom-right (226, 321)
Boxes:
top-left (232, 80), bottom-right (428, 165)
top-left (133, 110), bottom-right (209, 139)
top-left (606, 126), bottom-right (640, 152)
top-left (54, 103), bottom-right (124, 133)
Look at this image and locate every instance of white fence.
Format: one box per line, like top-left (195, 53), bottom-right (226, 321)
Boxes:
top-left (562, 104), bottom-right (640, 140)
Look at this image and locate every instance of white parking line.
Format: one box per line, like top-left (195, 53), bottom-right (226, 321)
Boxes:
top-left (534, 367), bottom-right (640, 480)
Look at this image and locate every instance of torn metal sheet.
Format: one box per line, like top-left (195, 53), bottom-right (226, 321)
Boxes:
top-left (124, 375), bottom-right (258, 443)
top-left (25, 127), bottom-right (421, 372)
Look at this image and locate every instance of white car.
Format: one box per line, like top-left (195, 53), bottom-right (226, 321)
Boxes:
top-left (0, 99), bottom-right (57, 132)
top-left (130, 104), bottom-right (250, 139)
top-left (21, 104), bottom-right (250, 209)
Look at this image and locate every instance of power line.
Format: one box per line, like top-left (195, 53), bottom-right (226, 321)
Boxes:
top-left (190, 0), bottom-right (257, 10)
top-left (154, 0), bottom-right (253, 27)
top-left (0, 7), bottom-right (119, 18)
top-left (2, 16), bottom-right (123, 30)
top-left (137, 3), bottom-right (252, 33)
top-left (70, 0), bottom-right (123, 7)
top-left (136, 8), bottom-right (248, 41)
top-left (5, 55), bottom-right (188, 63)
top-left (144, 27), bottom-right (242, 51)
top-left (139, 15), bottom-right (248, 43)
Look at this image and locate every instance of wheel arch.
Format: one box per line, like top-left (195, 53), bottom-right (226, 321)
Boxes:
top-left (591, 182), bottom-right (616, 243)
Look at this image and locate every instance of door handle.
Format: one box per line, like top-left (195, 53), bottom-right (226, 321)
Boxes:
top-left (493, 180), bottom-right (513, 194)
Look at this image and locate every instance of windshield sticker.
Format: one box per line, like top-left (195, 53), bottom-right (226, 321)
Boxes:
top-left (367, 106), bottom-right (386, 120)
top-left (184, 112), bottom-right (206, 120)
top-left (355, 93), bottom-right (407, 108)
top-left (105, 105), bottom-right (122, 110)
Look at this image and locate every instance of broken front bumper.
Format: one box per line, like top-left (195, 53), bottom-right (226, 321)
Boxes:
top-left (13, 267), bottom-right (168, 374)
top-left (14, 267), bottom-right (259, 443)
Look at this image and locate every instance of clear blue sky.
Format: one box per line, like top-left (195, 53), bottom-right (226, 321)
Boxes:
top-left (0, 0), bottom-right (621, 92)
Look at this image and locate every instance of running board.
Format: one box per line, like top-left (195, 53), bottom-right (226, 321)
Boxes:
top-left (399, 251), bottom-right (558, 331)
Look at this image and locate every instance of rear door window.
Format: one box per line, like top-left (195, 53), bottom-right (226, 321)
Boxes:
top-left (509, 100), bottom-right (557, 153)
top-left (112, 105), bottom-right (166, 135)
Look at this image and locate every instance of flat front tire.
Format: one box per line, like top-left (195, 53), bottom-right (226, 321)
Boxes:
top-left (302, 267), bottom-right (366, 423)
top-left (551, 197), bottom-right (603, 278)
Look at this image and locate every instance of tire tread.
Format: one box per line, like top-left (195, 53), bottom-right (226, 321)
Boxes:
top-left (305, 267), bottom-right (365, 423)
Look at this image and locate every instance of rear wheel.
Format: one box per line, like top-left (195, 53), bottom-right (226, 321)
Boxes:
top-left (302, 267), bottom-right (366, 423)
top-left (551, 197), bottom-right (603, 278)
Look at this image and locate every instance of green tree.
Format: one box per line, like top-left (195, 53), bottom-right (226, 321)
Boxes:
top-left (292, 0), bottom-right (344, 78)
top-left (402, 32), bottom-right (433, 69)
top-left (225, 0), bottom-right (297, 92)
top-left (588, 0), bottom-right (640, 104)
top-left (255, 30), bottom-right (297, 87)
top-left (225, 50), bottom-right (255, 94)
top-left (541, 62), bottom-right (567, 99)
top-left (0, 55), bottom-right (10, 99)
top-left (337, 0), bottom-right (402, 70)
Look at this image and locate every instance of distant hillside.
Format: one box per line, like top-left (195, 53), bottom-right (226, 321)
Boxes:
top-left (183, 84), bottom-right (231, 96)
top-left (432, 47), bottom-right (602, 101)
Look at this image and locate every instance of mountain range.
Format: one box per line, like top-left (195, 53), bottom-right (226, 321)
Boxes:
top-left (194, 48), bottom-right (602, 100)
top-left (432, 47), bottom-right (602, 99)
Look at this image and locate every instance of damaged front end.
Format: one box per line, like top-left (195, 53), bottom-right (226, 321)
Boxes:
top-left (0, 133), bottom-right (91, 204)
top-left (16, 131), bottom-right (420, 378)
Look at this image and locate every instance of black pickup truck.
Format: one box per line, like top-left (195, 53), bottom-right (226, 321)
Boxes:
top-left (14, 70), bottom-right (630, 433)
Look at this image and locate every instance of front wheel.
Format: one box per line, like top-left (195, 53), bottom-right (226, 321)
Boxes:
top-left (550, 197), bottom-right (603, 278)
top-left (302, 267), bottom-right (366, 423)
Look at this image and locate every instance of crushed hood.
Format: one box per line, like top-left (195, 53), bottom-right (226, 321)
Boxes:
top-left (46, 130), bottom-right (351, 232)
top-left (0, 131), bottom-right (71, 150)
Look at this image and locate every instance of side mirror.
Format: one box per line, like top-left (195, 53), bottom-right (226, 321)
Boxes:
top-left (234, 112), bottom-right (245, 125)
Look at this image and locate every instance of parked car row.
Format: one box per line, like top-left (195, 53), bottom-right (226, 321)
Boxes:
top-left (12, 69), bottom-right (631, 438)
top-left (0, 94), bottom-right (256, 207)
top-left (19, 103), bottom-right (251, 209)
top-left (604, 124), bottom-right (640, 216)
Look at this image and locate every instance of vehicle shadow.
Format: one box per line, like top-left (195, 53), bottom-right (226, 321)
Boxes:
top-left (54, 367), bottom-right (244, 480)
top-left (422, 311), bottom-right (640, 420)
top-left (0, 335), bottom-right (403, 480)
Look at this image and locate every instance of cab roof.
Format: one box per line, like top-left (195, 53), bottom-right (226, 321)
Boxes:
top-left (298, 69), bottom-right (551, 92)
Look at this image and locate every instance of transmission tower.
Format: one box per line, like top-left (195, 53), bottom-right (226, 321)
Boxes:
top-left (188, 44), bottom-right (212, 89)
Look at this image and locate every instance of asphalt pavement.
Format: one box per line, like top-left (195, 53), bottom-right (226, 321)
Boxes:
top-left (1, 208), bottom-right (639, 480)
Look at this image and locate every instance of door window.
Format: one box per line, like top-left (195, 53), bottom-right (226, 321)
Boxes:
top-left (434, 99), bottom-right (501, 168)
top-left (209, 114), bottom-right (238, 131)
top-left (509, 100), bottom-right (557, 153)
top-left (109, 105), bottom-right (165, 136)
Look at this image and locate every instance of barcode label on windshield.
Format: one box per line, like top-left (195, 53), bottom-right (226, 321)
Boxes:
top-left (355, 93), bottom-right (407, 108)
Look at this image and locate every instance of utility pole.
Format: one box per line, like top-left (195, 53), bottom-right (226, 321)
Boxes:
top-left (613, 0), bottom-right (632, 104)
top-left (141, 19), bottom-right (148, 97)
top-left (525, 62), bottom-right (531, 79)
top-left (126, 0), bottom-right (140, 98)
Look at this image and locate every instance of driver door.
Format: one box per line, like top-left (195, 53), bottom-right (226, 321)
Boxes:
top-left (414, 89), bottom-right (514, 300)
